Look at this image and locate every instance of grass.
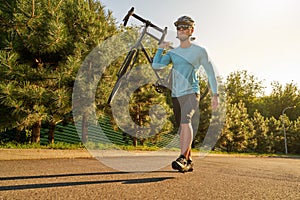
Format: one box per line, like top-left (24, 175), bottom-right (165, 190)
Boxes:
top-left (0, 141), bottom-right (85, 150)
top-left (0, 141), bottom-right (163, 151)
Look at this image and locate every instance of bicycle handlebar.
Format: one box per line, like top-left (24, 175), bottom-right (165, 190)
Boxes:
top-left (123, 7), bottom-right (167, 41)
top-left (122, 7), bottom-right (134, 26)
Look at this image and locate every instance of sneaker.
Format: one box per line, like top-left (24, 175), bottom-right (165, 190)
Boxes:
top-left (186, 159), bottom-right (194, 172)
top-left (172, 155), bottom-right (188, 172)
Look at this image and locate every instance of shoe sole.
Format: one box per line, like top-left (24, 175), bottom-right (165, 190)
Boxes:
top-left (187, 164), bottom-right (194, 172)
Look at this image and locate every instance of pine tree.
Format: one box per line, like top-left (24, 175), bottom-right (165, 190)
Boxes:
top-left (0, 0), bottom-right (117, 143)
top-left (267, 116), bottom-right (282, 153)
top-left (218, 101), bottom-right (254, 152)
top-left (251, 110), bottom-right (270, 153)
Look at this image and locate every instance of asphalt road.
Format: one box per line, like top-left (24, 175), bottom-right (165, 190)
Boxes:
top-left (0, 153), bottom-right (300, 200)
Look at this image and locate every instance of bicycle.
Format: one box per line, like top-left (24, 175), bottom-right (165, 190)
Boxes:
top-left (107, 7), bottom-right (209, 104)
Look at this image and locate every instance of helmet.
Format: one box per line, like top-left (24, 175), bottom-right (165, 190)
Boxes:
top-left (174, 16), bottom-right (195, 27)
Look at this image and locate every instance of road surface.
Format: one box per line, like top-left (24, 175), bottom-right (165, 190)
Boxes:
top-left (0, 150), bottom-right (299, 200)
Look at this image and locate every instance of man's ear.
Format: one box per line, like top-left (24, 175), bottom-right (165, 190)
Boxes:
top-left (190, 27), bottom-right (194, 35)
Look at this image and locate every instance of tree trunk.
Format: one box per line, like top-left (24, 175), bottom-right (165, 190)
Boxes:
top-left (47, 122), bottom-right (56, 144)
top-left (82, 113), bottom-right (88, 143)
top-left (32, 120), bottom-right (41, 143)
top-left (133, 137), bottom-right (137, 147)
top-left (140, 138), bottom-right (145, 146)
top-left (132, 105), bottom-right (140, 147)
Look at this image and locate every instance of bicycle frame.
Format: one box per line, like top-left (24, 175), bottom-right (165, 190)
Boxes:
top-left (122, 7), bottom-right (171, 86)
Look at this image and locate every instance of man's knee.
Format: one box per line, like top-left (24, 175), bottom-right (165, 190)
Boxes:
top-left (180, 122), bottom-right (192, 128)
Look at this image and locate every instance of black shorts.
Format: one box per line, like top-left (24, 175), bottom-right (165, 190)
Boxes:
top-left (172, 93), bottom-right (200, 125)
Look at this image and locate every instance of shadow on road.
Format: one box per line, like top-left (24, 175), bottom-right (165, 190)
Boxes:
top-left (0, 177), bottom-right (174, 191)
top-left (0, 171), bottom-right (176, 191)
top-left (0, 170), bottom-right (176, 181)
top-left (1, 171), bottom-right (131, 181)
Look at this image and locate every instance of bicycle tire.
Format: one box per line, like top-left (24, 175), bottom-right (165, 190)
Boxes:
top-left (117, 49), bottom-right (137, 77)
top-left (107, 49), bottom-right (138, 104)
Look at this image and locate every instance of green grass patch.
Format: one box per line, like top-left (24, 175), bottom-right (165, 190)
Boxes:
top-left (0, 141), bottom-right (85, 150)
top-left (84, 142), bottom-right (162, 151)
top-left (0, 141), bottom-right (170, 152)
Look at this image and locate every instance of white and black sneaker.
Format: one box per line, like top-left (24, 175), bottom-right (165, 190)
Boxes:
top-left (172, 155), bottom-right (188, 172)
top-left (186, 159), bottom-right (194, 172)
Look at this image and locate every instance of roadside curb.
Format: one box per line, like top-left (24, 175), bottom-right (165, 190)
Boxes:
top-left (0, 149), bottom-right (92, 160)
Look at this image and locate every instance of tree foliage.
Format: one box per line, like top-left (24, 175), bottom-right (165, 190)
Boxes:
top-left (0, 0), bottom-right (116, 142)
top-left (0, 1), bottom-right (299, 154)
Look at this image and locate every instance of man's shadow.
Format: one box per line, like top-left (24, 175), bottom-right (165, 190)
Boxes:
top-left (0, 171), bottom-right (176, 191)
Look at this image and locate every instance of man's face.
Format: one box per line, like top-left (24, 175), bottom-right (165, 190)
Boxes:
top-left (176, 25), bottom-right (194, 41)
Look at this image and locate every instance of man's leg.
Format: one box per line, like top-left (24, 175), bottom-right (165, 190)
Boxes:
top-left (180, 94), bottom-right (199, 161)
top-left (171, 94), bottom-right (199, 172)
top-left (172, 122), bottom-right (193, 172)
top-left (180, 123), bottom-right (193, 159)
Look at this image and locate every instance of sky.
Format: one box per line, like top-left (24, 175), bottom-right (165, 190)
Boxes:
top-left (100, 0), bottom-right (300, 94)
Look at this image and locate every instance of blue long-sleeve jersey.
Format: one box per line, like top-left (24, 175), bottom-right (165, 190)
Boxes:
top-left (152, 44), bottom-right (218, 97)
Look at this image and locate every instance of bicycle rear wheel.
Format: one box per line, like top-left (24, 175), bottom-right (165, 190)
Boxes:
top-left (107, 49), bottom-right (138, 104)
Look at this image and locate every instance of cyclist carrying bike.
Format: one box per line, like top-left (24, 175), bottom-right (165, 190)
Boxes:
top-left (152, 16), bottom-right (219, 172)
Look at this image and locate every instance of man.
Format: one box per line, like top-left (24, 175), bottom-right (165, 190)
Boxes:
top-left (152, 16), bottom-right (219, 172)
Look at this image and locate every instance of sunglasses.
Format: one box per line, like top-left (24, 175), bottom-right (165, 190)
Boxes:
top-left (176, 25), bottom-right (191, 30)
